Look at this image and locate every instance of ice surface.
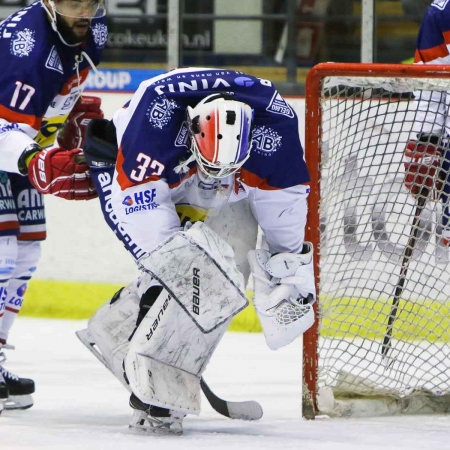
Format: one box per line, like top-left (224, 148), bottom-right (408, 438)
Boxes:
top-left (1, 317), bottom-right (450, 450)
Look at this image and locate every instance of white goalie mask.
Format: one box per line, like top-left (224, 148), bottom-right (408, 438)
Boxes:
top-left (186, 93), bottom-right (254, 179)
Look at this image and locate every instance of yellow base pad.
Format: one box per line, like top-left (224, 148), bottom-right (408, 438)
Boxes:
top-left (21, 280), bottom-right (262, 332)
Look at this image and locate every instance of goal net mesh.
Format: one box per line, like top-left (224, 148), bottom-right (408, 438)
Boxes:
top-left (314, 72), bottom-right (450, 416)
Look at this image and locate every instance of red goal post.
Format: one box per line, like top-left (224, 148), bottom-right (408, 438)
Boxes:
top-left (303, 62), bottom-right (450, 419)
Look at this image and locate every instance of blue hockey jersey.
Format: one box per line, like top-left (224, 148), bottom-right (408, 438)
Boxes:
top-left (0, 1), bottom-right (107, 173)
top-left (110, 68), bottom-right (310, 255)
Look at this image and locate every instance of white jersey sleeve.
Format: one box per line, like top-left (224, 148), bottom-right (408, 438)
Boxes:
top-left (111, 175), bottom-right (182, 253)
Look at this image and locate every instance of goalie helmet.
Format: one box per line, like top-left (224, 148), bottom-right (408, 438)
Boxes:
top-left (186, 93), bottom-right (254, 179)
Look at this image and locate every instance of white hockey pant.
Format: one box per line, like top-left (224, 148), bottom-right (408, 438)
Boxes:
top-left (205, 199), bottom-right (258, 285)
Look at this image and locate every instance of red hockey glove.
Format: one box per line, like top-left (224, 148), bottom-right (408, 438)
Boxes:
top-left (404, 134), bottom-right (443, 198)
top-left (27, 147), bottom-right (97, 201)
top-left (57, 96), bottom-right (104, 149)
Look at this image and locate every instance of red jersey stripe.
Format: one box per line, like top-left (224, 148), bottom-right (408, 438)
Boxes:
top-left (18, 231), bottom-right (47, 241)
top-left (414, 43), bottom-right (449, 63)
top-left (0, 221), bottom-right (20, 231)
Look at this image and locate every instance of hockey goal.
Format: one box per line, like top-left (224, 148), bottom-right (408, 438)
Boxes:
top-left (303, 63), bottom-right (450, 418)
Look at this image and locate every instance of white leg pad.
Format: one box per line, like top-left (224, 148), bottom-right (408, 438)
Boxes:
top-left (81, 277), bottom-right (145, 388)
top-left (138, 222), bottom-right (248, 333)
top-left (129, 223), bottom-right (248, 413)
top-left (125, 288), bottom-right (230, 414)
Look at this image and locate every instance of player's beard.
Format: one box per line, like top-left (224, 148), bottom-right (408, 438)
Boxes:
top-left (56, 15), bottom-right (91, 45)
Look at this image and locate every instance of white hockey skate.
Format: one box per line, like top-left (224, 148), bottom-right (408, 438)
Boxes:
top-left (128, 393), bottom-right (185, 436)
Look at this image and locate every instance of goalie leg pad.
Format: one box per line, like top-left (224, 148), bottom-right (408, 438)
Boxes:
top-left (138, 222), bottom-right (248, 333)
top-left (76, 276), bottom-right (153, 389)
top-left (130, 223), bottom-right (247, 413)
top-left (124, 287), bottom-right (231, 415)
top-left (77, 274), bottom-right (169, 392)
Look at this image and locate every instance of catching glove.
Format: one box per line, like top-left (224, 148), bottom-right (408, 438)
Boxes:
top-left (248, 243), bottom-right (316, 350)
top-left (404, 133), bottom-right (444, 198)
top-left (57, 95), bottom-right (104, 149)
top-left (27, 147), bottom-right (97, 200)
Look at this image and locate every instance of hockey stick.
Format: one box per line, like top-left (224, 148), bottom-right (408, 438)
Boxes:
top-left (76, 329), bottom-right (263, 421)
top-left (380, 193), bottom-right (428, 361)
top-left (200, 378), bottom-right (263, 421)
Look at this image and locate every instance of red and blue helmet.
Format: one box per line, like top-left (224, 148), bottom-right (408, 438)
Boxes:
top-left (186, 93), bottom-right (254, 179)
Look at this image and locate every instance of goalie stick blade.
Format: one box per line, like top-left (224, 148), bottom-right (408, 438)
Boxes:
top-left (200, 378), bottom-right (263, 421)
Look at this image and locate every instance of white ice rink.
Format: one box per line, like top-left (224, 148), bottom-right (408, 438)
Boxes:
top-left (2, 317), bottom-right (450, 450)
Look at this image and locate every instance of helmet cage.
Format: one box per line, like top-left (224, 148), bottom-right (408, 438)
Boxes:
top-left (189, 137), bottom-right (251, 179)
top-left (187, 94), bottom-right (254, 180)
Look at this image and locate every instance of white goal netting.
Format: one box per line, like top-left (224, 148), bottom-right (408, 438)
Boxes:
top-left (314, 71), bottom-right (450, 417)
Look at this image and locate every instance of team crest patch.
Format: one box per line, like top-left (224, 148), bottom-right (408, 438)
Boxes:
top-left (10, 28), bottom-right (35, 57)
top-left (146, 97), bottom-right (178, 129)
top-left (45, 46), bottom-right (63, 74)
top-left (92, 23), bottom-right (108, 49)
top-left (252, 126), bottom-right (282, 156)
top-left (266, 91), bottom-right (294, 118)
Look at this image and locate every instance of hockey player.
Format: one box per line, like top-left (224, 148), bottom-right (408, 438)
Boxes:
top-left (38, 68), bottom-right (316, 434)
top-left (403, 0), bottom-right (450, 244)
top-left (0, 0), bottom-right (107, 412)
